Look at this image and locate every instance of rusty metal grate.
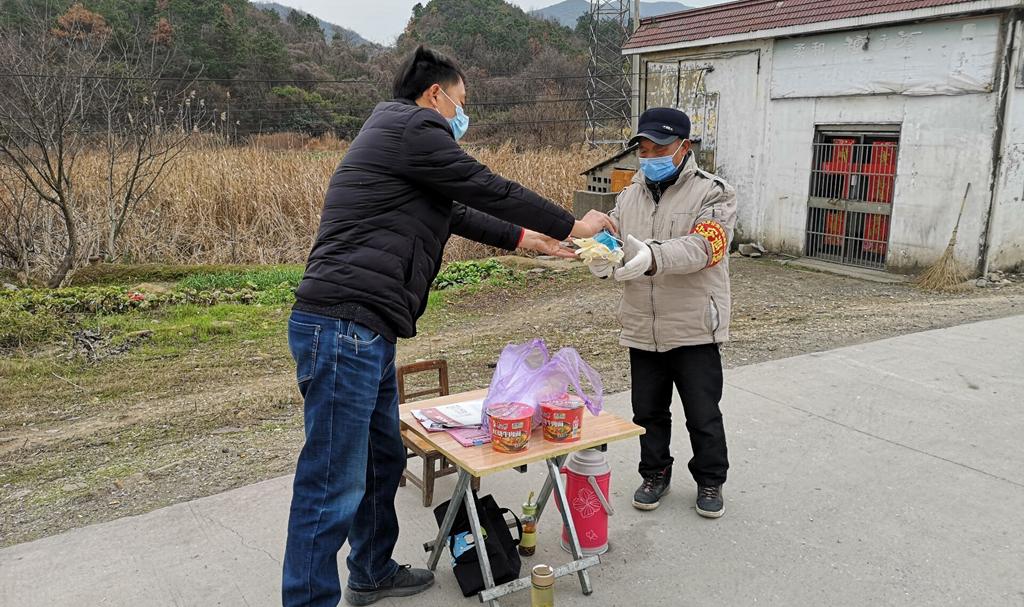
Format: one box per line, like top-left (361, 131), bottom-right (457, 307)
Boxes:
top-left (805, 134), bottom-right (899, 270)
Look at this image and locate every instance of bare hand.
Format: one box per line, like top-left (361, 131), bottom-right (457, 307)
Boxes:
top-left (519, 229), bottom-right (577, 259)
top-left (570, 210), bottom-right (618, 239)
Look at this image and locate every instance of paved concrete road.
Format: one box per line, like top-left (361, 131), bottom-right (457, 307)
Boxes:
top-left (3, 316), bottom-right (1023, 607)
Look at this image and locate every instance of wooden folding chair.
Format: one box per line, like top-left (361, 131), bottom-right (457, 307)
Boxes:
top-left (398, 359), bottom-right (479, 507)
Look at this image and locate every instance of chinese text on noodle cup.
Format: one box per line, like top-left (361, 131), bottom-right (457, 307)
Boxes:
top-left (487, 403), bottom-right (533, 453)
top-left (541, 395), bottom-right (584, 443)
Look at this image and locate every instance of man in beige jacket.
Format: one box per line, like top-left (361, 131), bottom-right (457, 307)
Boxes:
top-left (591, 107), bottom-right (736, 517)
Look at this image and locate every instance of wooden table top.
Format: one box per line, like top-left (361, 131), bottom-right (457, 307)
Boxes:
top-left (399, 389), bottom-right (644, 478)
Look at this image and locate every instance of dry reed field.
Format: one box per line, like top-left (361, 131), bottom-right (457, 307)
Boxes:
top-left (61, 137), bottom-right (605, 268)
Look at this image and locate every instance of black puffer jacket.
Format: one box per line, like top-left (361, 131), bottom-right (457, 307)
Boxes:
top-left (294, 99), bottom-right (576, 341)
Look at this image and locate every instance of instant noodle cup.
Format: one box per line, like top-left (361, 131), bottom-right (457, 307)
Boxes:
top-left (487, 403), bottom-right (534, 453)
top-left (540, 395), bottom-right (585, 443)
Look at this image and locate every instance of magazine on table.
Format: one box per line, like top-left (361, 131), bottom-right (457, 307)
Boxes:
top-left (411, 399), bottom-right (484, 431)
top-left (446, 426), bottom-right (491, 448)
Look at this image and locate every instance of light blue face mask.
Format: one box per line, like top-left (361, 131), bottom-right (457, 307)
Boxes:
top-left (440, 89), bottom-right (470, 141)
top-left (639, 142), bottom-right (684, 182)
top-left (593, 230), bottom-right (622, 252)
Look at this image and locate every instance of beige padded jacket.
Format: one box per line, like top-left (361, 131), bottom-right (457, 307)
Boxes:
top-left (610, 154), bottom-right (737, 352)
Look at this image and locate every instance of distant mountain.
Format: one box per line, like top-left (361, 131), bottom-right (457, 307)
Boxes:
top-left (252, 2), bottom-right (371, 46)
top-left (532, 0), bottom-right (690, 28)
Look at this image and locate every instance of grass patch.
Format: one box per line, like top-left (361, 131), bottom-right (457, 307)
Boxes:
top-left (92, 303), bottom-right (288, 351)
top-left (0, 302), bottom-right (291, 413)
top-left (0, 298), bottom-right (68, 348)
top-left (2, 457), bottom-right (71, 489)
top-left (1, 259), bottom-right (520, 361)
top-left (70, 263), bottom-right (261, 287)
top-left (177, 266), bottom-right (304, 292)
top-left (433, 259), bottom-right (518, 290)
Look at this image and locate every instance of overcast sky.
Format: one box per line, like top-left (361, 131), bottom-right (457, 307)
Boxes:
top-left (283, 0), bottom-right (731, 45)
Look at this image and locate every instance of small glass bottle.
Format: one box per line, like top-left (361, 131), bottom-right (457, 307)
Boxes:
top-left (519, 492), bottom-right (537, 557)
top-left (530, 564), bottom-right (555, 607)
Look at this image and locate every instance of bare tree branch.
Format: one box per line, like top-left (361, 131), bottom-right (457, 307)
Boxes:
top-left (0, 2), bottom-right (208, 280)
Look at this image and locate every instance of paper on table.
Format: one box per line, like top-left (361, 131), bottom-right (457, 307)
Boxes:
top-left (412, 399), bottom-right (484, 431)
top-left (446, 426), bottom-right (491, 447)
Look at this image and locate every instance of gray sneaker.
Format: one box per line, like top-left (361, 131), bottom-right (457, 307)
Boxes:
top-left (344, 565), bottom-right (435, 606)
top-left (696, 485), bottom-right (724, 518)
top-left (632, 468), bottom-right (671, 511)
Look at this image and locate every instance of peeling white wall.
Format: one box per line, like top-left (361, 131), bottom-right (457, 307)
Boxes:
top-left (771, 18), bottom-right (1001, 99)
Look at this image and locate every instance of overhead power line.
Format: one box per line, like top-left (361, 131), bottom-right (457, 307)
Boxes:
top-left (169, 97), bottom-right (622, 113)
top-left (226, 114), bottom-right (644, 132)
top-left (0, 72), bottom-right (378, 85)
top-left (0, 70), bottom-right (651, 85)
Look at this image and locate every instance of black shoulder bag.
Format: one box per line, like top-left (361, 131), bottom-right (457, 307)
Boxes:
top-left (432, 492), bottom-right (523, 597)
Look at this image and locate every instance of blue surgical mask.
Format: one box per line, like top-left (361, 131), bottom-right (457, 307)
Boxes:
top-left (593, 230), bottom-right (622, 252)
top-left (440, 89), bottom-right (470, 141)
top-left (639, 144), bottom-right (683, 182)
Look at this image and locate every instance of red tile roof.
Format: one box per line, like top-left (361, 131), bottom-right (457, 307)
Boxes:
top-left (624, 0), bottom-right (982, 50)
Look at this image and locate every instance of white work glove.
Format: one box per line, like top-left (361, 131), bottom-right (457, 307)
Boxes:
top-left (613, 235), bottom-right (653, 282)
top-left (588, 258), bottom-right (616, 279)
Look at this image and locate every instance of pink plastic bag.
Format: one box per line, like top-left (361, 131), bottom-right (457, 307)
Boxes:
top-left (481, 339), bottom-right (604, 429)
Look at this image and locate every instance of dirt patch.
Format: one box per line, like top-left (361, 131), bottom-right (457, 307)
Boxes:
top-left (725, 258), bottom-right (1023, 366)
top-left (0, 375), bottom-right (302, 544)
top-left (67, 328), bottom-right (155, 363)
top-left (1, 257), bottom-right (1021, 546)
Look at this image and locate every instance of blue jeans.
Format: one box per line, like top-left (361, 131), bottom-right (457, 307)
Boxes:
top-left (282, 311), bottom-right (406, 607)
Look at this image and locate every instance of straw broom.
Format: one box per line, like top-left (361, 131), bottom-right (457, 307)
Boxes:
top-left (916, 183), bottom-right (971, 291)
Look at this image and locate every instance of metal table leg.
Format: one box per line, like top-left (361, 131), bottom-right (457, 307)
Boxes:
top-left (533, 454), bottom-right (567, 523)
top-left (478, 555), bottom-right (600, 603)
top-left (547, 458), bottom-right (593, 596)
top-left (425, 469), bottom-right (472, 571)
top-left (464, 481), bottom-right (500, 607)
top-left (426, 457), bottom-right (599, 604)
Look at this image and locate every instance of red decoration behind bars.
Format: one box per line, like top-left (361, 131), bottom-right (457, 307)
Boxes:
top-left (821, 138), bottom-right (857, 246)
top-left (863, 141), bottom-right (897, 255)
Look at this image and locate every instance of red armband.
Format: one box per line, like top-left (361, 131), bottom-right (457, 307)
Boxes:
top-left (517, 228), bottom-right (526, 247)
top-left (691, 220), bottom-right (728, 268)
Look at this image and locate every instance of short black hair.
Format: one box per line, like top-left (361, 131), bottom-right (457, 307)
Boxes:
top-left (392, 45), bottom-right (466, 100)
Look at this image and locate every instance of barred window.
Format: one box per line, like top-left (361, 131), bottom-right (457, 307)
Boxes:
top-left (806, 126), bottom-right (900, 270)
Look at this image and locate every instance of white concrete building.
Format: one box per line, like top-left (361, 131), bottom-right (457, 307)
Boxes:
top-left (624, 0), bottom-right (1024, 273)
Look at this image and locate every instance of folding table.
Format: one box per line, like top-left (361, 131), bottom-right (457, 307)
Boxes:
top-left (399, 389), bottom-right (644, 606)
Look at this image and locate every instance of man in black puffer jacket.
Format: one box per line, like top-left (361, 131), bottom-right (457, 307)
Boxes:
top-left (282, 46), bottom-right (615, 607)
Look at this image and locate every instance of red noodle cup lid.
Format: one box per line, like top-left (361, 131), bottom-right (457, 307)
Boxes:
top-left (487, 402), bottom-right (533, 420)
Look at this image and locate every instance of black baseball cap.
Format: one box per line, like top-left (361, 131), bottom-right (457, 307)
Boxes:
top-left (629, 107), bottom-right (691, 146)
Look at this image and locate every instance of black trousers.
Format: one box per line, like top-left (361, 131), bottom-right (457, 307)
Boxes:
top-left (630, 343), bottom-right (729, 486)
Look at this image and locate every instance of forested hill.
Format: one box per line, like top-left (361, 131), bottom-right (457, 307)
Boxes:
top-left (0, 0), bottom-right (597, 143)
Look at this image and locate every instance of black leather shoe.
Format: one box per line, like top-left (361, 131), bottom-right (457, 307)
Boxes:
top-left (696, 484), bottom-right (724, 518)
top-left (632, 467), bottom-right (671, 511)
top-left (344, 565), bottom-right (435, 606)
